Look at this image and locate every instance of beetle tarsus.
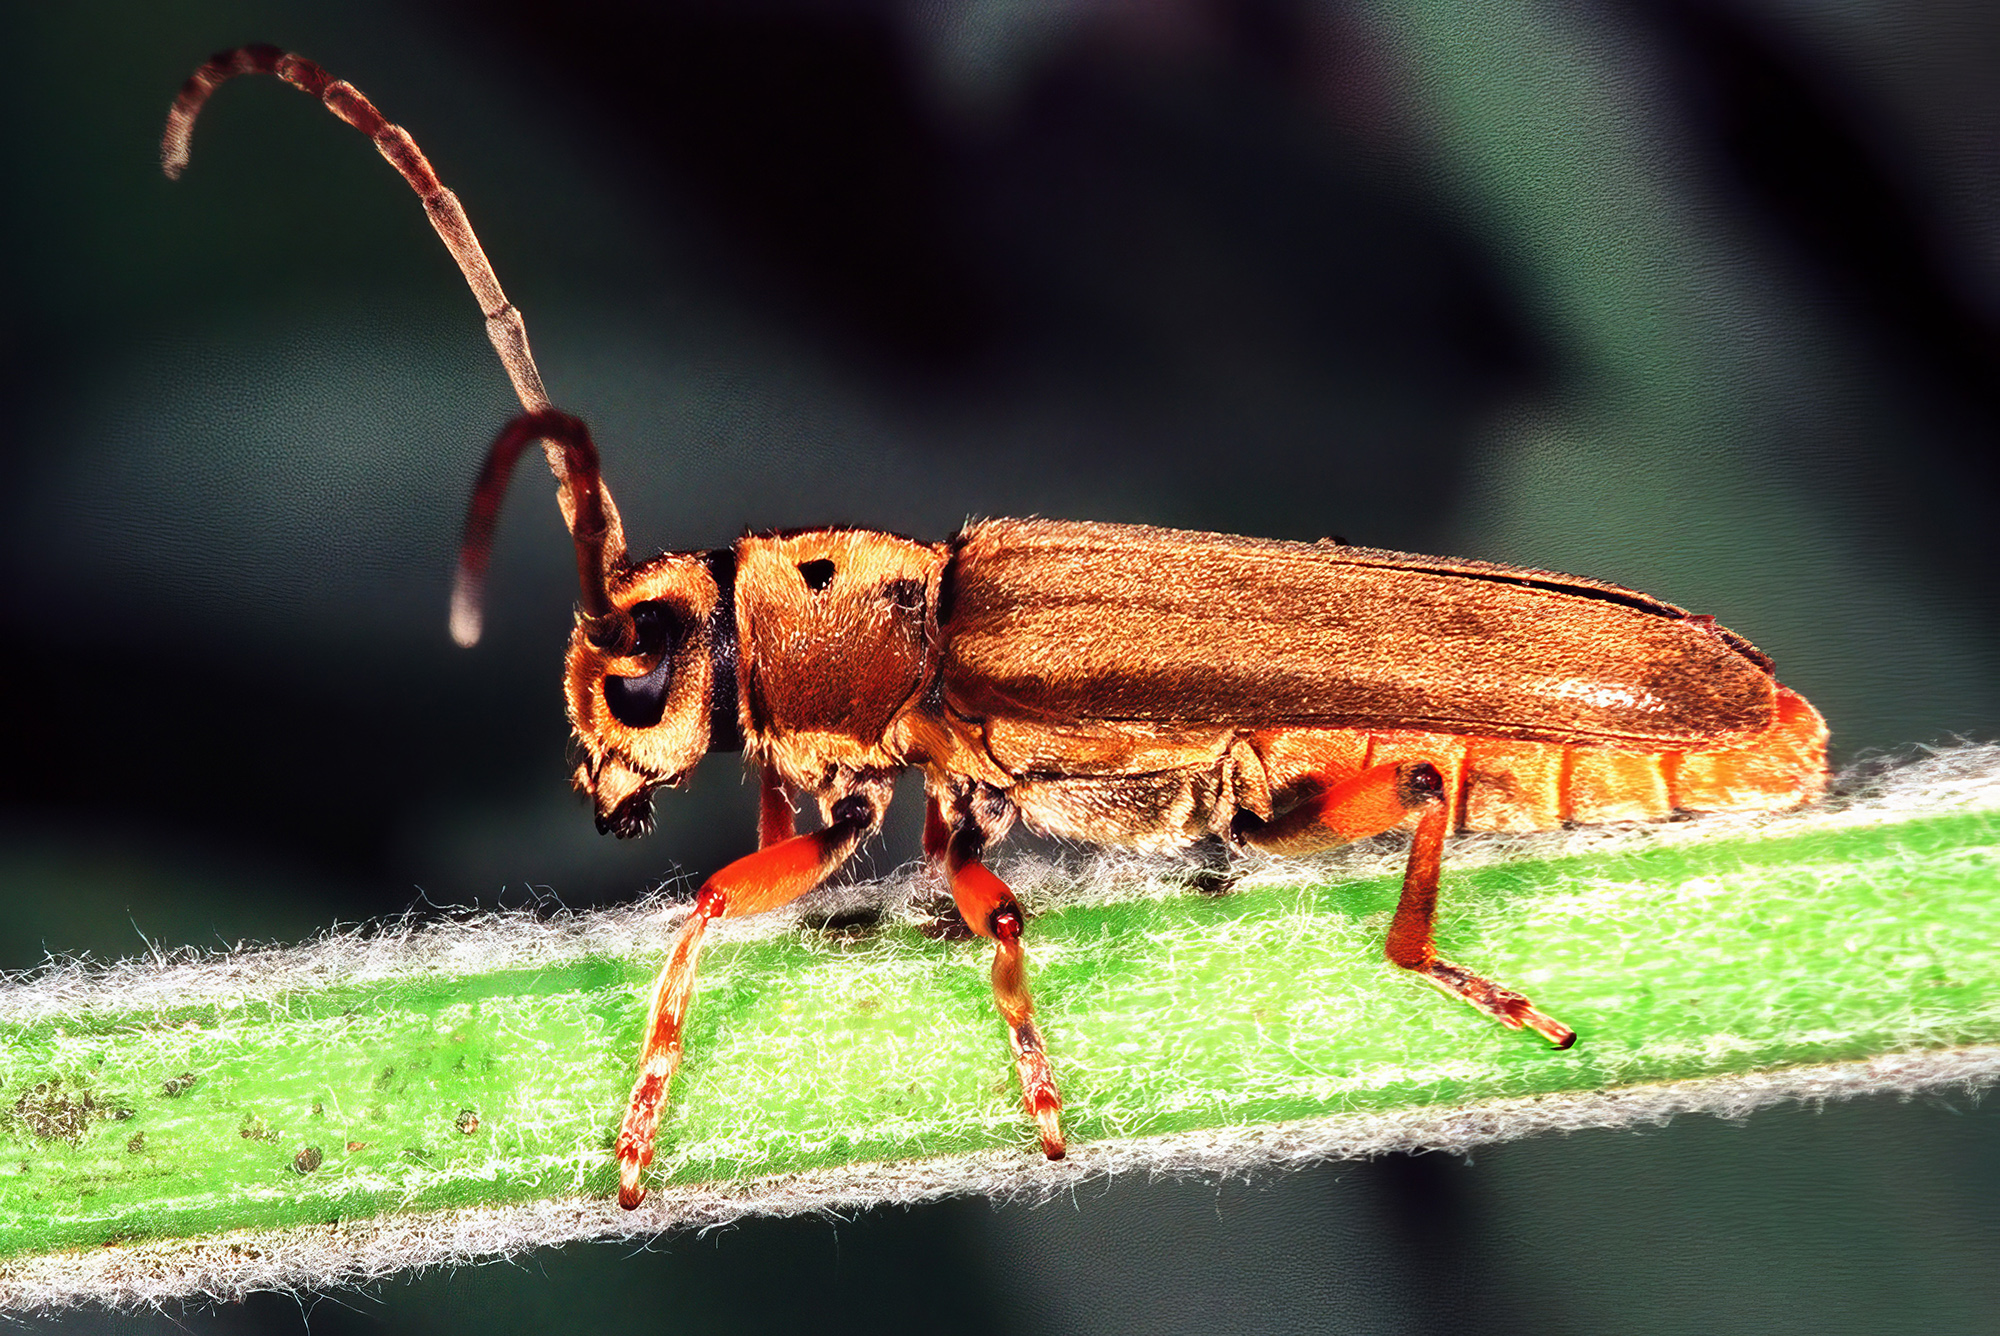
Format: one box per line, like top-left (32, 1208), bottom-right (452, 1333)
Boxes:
top-left (1414, 960), bottom-right (1576, 1048)
top-left (1185, 835), bottom-right (1239, 897)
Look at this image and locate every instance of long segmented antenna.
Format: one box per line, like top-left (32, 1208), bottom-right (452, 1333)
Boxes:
top-left (163, 45), bottom-right (551, 416)
top-left (456, 411), bottom-right (630, 652)
top-left (164, 45), bottom-right (630, 645)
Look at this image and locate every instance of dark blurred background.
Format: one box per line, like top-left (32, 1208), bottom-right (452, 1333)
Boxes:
top-left (2, 1), bottom-right (1996, 1331)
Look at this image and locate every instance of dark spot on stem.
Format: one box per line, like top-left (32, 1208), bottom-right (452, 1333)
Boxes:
top-left (800, 904), bottom-right (883, 941)
top-left (910, 890), bottom-right (974, 941)
top-left (13, 1080), bottom-right (95, 1144)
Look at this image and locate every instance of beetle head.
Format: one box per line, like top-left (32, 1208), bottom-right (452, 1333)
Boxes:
top-left (452, 410), bottom-right (731, 838)
top-left (564, 552), bottom-right (728, 838)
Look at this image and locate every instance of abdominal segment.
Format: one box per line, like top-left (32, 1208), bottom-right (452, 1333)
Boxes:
top-left (1001, 685), bottom-right (1827, 851)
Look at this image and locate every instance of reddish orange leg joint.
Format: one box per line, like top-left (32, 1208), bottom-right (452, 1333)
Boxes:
top-left (1386, 777), bottom-right (1574, 1049)
top-left (946, 830), bottom-right (1065, 1159)
top-left (616, 811), bottom-right (871, 1208)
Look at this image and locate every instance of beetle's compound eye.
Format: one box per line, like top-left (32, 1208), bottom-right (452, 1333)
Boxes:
top-left (797, 559), bottom-right (835, 591)
top-left (603, 601), bottom-right (682, 729)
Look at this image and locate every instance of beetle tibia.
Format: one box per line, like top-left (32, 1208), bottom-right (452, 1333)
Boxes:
top-left (994, 926), bottom-right (1066, 1160)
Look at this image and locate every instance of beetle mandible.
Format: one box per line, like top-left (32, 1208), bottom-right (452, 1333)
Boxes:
top-left (164, 47), bottom-right (1830, 1209)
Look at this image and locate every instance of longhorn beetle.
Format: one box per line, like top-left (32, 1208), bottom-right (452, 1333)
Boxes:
top-left (164, 47), bottom-right (1829, 1209)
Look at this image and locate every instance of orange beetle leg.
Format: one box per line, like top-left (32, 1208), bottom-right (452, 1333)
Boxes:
top-left (946, 825), bottom-right (1064, 1160)
top-left (617, 795), bottom-right (879, 1209)
top-left (615, 890), bottom-right (717, 1211)
top-left (1385, 796), bottom-right (1574, 1049)
top-left (1242, 761), bottom-right (1573, 1048)
top-left (757, 763), bottom-right (796, 849)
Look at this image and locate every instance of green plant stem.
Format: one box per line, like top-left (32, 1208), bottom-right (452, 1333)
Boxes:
top-left (0, 761), bottom-right (1997, 1305)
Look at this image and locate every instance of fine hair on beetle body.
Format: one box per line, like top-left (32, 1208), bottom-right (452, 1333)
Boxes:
top-left (164, 46), bottom-right (1831, 1211)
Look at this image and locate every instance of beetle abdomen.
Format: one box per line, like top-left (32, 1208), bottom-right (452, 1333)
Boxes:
top-left (1001, 686), bottom-right (1825, 852)
top-left (1348, 684), bottom-right (1827, 834)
